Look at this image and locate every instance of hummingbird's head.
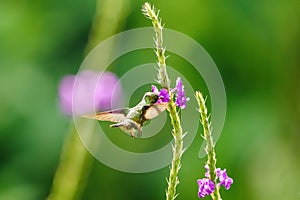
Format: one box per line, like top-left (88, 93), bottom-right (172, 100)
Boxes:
top-left (143, 92), bottom-right (159, 104)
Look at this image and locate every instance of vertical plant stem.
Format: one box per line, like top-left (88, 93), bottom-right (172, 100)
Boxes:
top-left (142, 2), bottom-right (170, 89)
top-left (85, 0), bottom-right (130, 54)
top-left (142, 3), bottom-right (184, 200)
top-left (47, 124), bottom-right (93, 200)
top-left (166, 95), bottom-right (183, 200)
top-left (48, 0), bottom-right (129, 199)
top-left (196, 91), bottom-right (221, 200)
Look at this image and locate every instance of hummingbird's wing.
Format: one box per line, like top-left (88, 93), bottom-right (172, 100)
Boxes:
top-left (144, 102), bottom-right (168, 120)
top-left (82, 108), bottom-right (129, 123)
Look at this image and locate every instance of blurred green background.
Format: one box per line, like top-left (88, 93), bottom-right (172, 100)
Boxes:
top-left (1, 0), bottom-right (299, 199)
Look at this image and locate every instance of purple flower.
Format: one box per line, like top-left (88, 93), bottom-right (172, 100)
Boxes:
top-left (151, 85), bottom-right (170, 103)
top-left (204, 164), bottom-right (210, 178)
top-left (197, 178), bottom-right (215, 198)
top-left (151, 85), bottom-right (159, 93)
top-left (58, 70), bottom-right (122, 115)
top-left (175, 77), bottom-right (189, 109)
top-left (216, 168), bottom-right (233, 190)
top-left (157, 88), bottom-right (170, 103)
top-left (198, 165), bottom-right (233, 198)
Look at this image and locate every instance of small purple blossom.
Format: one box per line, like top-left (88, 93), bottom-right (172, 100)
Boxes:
top-left (58, 70), bottom-right (122, 115)
top-left (151, 85), bottom-right (159, 93)
top-left (216, 168), bottom-right (233, 190)
top-left (151, 78), bottom-right (188, 107)
top-left (204, 164), bottom-right (210, 178)
top-left (175, 77), bottom-right (189, 109)
top-left (197, 178), bottom-right (215, 198)
top-left (197, 165), bottom-right (233, 198)
top-left (151, 85), bottom-right (170, 103)
top-left (157, 88), bottom-right (170, 103)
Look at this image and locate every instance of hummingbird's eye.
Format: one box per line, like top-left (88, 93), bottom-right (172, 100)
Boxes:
top-left (145, 95), bottom-right (151, 101)
top-left (144, 93), bottom-right (158, 104)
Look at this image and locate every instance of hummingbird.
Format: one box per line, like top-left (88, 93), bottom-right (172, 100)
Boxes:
top-left (82, 92), bottom-right (168, 137)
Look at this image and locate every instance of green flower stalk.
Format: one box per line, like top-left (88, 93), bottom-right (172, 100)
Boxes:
top-left (142, 2), bottom-right (170, 89)
top-left (47, 125), bottom-right (92, 200)
top-left (48, 0), bottom-right (130, 199)
top-left (166, 95), bottom-right (184, 200)
top-left (142, 2), bottom-right (184, 200)
top-left (195, 91), bottom-right (221, 200)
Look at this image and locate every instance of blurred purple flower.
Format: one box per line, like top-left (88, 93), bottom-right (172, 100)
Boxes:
top-left (197, 178), bottom-right (215, 198)
top-left (216, 168), bottom-right (233, 190)
top-left (174, 77), bottom-right (189, 109)
top-left (58, 70), bottom-right (122, 115)
top-left (151, 85), bottom-right (170, 103)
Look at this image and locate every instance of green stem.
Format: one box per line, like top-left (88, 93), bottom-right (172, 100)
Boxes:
top-left (85, 0), bottom-right (130, 54)
top-left (142, 2), bottom-right (170, 89)
top-left (48, 0), bottom-right (130, 199)
top-left (142, 3), bottom-right (184, 200)
top-left (166, 96), bottom-right (183, 200)
top-left (47, 123), bottom-right (93, 200)
top-left (196, 91), bottom-right (221, 200)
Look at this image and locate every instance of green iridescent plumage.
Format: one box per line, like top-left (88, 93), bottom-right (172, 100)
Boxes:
top-left (83, 92), bottom-right (168, 137)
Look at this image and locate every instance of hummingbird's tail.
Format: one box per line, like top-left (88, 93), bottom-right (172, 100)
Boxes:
top-left (110, 121), bottom-right (142, 138)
